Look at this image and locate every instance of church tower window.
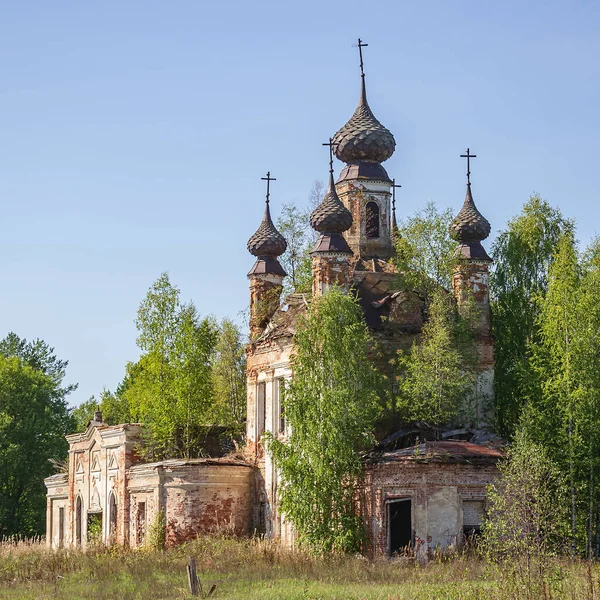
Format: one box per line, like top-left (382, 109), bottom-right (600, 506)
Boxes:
top-left (257, 382), bottom-right (266, 437)
top-left (365, 202), bottom-right (380, 239)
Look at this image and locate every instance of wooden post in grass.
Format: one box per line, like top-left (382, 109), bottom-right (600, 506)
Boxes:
top-left (187, 556), bottom-right (199, 596)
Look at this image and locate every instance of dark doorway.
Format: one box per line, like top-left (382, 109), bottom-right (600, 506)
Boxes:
top-left (389, 499), bottom-right (412, 555)
top-left (75, 496), bottom-right (82, 546)
top-left (58, 507), bottom-right (65, 548)
top-left (137, 502), bottom-right (146, 546)
top-left (109, 493), bottom-right (117, 542)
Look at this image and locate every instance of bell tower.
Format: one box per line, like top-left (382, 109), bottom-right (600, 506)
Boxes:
top-left (449, 149), bottom-right (494, 429)
top-left (247, 172), bottom-right (287, 340)
top-left (332, 39), bottom-right (396, 260)
top-left (309, 142), bottom-right (354, 296)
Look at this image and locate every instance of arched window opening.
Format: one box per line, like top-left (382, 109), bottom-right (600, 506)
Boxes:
top-left (365, 202), bottom-right (380, 239)
top-left (109, 493), bottom-right (118, 542)
top-left (75, 496), bottom-right (83, 546)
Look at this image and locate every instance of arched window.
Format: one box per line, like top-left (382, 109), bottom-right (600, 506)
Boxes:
top-left (109, 493), bottom-right (118, 542)
top-left (365, 202), bottom-right (380, 239)
top-left (75, 496), bottom-right (83, 546)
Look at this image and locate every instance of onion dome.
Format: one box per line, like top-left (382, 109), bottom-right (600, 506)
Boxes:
top-left (248, 200), bottom-right (287, 257)
top-left (449, 184), bottom-right (491, 243)
top-left (310, 171), bottom-right (353, 254)
top-left (310, 172), bottom-right (353, 234)
top-left (332, 79), bottom-right (396, 164)
top-left (247, 199), bottom-right (287, 277)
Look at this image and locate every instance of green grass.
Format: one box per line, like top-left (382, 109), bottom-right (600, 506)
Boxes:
top-left (0, 537), bottom-right (597, 600)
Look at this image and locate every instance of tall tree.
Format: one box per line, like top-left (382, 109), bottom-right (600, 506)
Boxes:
top-left (125, 273), bottom-right (219, 459)
top-left (0, 352), bottom-right (74, 537)
top-left (212, 318), bottom-right (246, 428)
top-left (482, 430), bottom-right (569, 597)
top-left (490, 194), bottom-right (572, 437)
top-left (277, 204), bottom-right (312, 295)
top-left (0, 332), bottom-right (77, 399)
top-left (265, 288), bottom-right (382, 552)
top-left (396, 289), bottom-right (476, 426)
top-left (523, 231), bottom-right (581, 553)
top-left (392, 201), bottom-right (457, 295)
top-left (276, 180), bottom-right (324, 296)
top-left (573, 239), bottom-right (600, 557)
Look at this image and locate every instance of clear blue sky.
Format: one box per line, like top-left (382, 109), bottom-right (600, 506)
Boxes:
top-left (1, 0), bottom-right (599, 407)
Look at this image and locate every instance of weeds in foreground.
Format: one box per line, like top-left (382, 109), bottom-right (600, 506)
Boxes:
top-left (0, 536), bottom-right (599, 599)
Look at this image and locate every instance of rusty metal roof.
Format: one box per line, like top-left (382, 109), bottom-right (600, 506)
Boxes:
top-left (337, 160), bottom-right (391, 183)
top-left (247, 256), bottom-right (286, 277)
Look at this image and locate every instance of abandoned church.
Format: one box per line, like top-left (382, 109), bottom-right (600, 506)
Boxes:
top-left (46, 46), bottom-right (502, 556)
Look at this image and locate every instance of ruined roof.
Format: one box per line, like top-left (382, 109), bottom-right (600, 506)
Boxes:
top-left (129, 456), bottom-right (253, 472)
top-left (332, 78), bottom-right (396, 164)
top-left (370, 441), bottom-right (503, 464)
top-left (247, 200), bottom-right (287, 258)
top-left (253, 292), bottom-right (310, 342)
top-left (44, 472), bottom-right (68, 485)
top-left (252, 263), bottom-right (428, 345)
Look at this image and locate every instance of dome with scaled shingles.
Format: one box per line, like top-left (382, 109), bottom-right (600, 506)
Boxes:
top-left (310, 171), bottom-right (353, 234)
top-left (247, 201), bottom-right (287, 257)
top-left (332, 79), bottom-right (396, 164)
top-left (449, 184), bottom-right (491, 243)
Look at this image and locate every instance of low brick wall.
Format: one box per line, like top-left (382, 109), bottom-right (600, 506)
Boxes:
top-left (128, 458), bottom-right (254, 547)
top-left (364, 453), bottom-right (500, 556)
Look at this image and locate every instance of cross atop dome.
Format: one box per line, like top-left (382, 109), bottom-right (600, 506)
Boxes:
top-left (332, 39), bottom-right (396, 165)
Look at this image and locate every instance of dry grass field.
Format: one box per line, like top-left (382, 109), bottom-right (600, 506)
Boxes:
top-left (0, 536), bottom-right (598, 600)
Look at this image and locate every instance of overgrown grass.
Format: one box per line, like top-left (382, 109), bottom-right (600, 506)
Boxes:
top-left (0, 536), bottom-right (599, 599)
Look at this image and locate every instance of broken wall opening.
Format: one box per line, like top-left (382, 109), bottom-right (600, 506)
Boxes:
top-left (87, 511), bottom-right (102, 544)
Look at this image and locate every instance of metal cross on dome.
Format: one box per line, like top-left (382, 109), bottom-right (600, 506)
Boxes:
top-left (322, 138), bottom-right (339, 173)
top-left (392, 178), bottom-right (401, 213)
top-left (356, 38), bottom-right (369, 79)
top-left (460, 148), bottom-right (477, 185)
top-left (261, 171), bottom-right (276, 204)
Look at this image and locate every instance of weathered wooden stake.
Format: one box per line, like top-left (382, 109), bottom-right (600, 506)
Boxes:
top-left (187, 556), bottom-right (199, 596)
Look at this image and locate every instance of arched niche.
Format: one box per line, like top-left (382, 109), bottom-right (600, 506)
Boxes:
top-left (365, 201), bottom-right (380, 239)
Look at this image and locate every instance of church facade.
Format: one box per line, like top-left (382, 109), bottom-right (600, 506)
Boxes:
top-left (244, 50), bottom-right (499, 553)
top-left (46, 45), bottom-right (500, 556)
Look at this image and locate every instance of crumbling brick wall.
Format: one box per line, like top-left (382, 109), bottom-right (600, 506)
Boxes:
top-left (363, 457), bottom-right (499, 556)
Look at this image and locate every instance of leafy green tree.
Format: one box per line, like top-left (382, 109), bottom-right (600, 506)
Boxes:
top-left (212, 318), bottom-right (246, 428)
top-left (482, 430), bottom-right (569, 598)
top-left (277, 203), bottom-right (313, 295)
top-left (0, 354), bottom-right (74, 537)
top-left (72, 387), bottom-right (132, 432)
top-left (490, 195), bottom-right (573, 437)
top-left (393, 201), bottom-right (457, 295)
top-left (396, 290), bottom-right (476, 426)
top-left (522, 231), bottom-right (581, 553)
top-left (124, 274), bottom-right (219, 459)
top-left (0, 332), bottom-right (77, 399)
top-left (572, 238), bottom-right (600, 557)
top-left (72, 396), bottom-right (98, 432)
top-left (276, 180), bottom-right (324, 296)
top-left (265, 288), bottom-right (382, 553)
top-left (98, 386), bottom-right (132, 425)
